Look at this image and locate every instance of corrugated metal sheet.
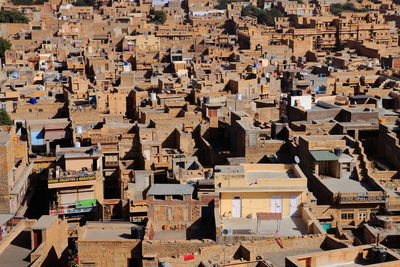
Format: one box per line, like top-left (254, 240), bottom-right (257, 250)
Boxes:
top-left (309, 150), bottom-right (338, 161)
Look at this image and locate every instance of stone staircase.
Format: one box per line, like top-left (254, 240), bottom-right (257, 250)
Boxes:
top-left (348, 144), bottom-right (370, 182)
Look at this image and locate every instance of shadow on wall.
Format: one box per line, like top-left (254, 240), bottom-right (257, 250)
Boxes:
top-left (186, 201), bottom-right (216, 240)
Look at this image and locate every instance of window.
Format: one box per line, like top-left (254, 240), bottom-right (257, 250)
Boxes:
top-left (38, 109), bottom-right (43, 112)
top-left (154, 195), bottom-right (165, 200)
top-left (341, 213), bottom-right (354, 220)
top-left (167, 207), bottom-right (172, 221)
top-left (358, 213), bottom-right (367, 220)
top-left (319, 161), bottom-right (329, 176)
top-left (172, 195), bottom-right (183, 201)
top-left (248, 133), bottom-right (257, 147)
top-left (259, 134), bottom-right (268, 141)
top-left (1, 103), bottom-right (6, 110)
top-left (151, 146), bottom-right (158, 154)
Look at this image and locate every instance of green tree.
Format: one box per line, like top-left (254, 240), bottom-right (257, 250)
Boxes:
top-left (241, 6), bottom-right (283, 26)
top-left (0, 37), bottom-right (11, 63)
top-left (0, 10), bottom-right (29, 23)
top-left (75, 0), bottom-right (95, 6)
top-left (330, 3), bottom-right (367, 15)
top-left (216, 0), bottom-right (241, 10)
top-left (0, 110), bottom-right (12, 126)
top-left (151, 11), bottom-right (167, 24)
top-left (11, 0), bottom-right (47, 5)
top-left (11, 0), bottom-right (34, 4)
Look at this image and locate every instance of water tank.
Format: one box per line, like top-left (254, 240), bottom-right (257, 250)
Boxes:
top-left (131, 226), bottom-right (144, 239)
top-left (76, 126), bottom-right (83, 134)
top-left (123, 61), bottom-right (131, 72)
top-left (203, 96), bottom-right (210, 104)
top-left (159, 262), bottom-right (172, 267)
top-left (74, 142), bottom-right (81, 148)
top-left (334, 147), bottom-right (342, 157)
top-left (150, 93), bottom-right (157, 101)
top-left (11, 71), bottom-right (19, 80)
top-left (290, 90), bottom-right (296, 96)
top-left (29, 97), bottom-right (37, 104)
top-left (296, 90), bottom-right (302, 96)
top-left (236, 93), bottom-right (242, 100)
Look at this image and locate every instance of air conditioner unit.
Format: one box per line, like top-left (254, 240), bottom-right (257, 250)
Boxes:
top-left (221, 228), bottom-right (233, 236)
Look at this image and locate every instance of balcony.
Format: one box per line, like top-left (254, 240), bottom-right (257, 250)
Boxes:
top-left (104, 161), bottom-right (119, 168)
top-left (48, 168), bottom-right (98, 187)
top-left (337, 192), bottom-right (386, 204)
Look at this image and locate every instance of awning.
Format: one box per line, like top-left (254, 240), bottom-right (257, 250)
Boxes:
top-left (310, 150), bottom-right (338, 161)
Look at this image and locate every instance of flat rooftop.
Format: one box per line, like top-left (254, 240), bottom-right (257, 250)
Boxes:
top-left (31, 215), bottom-right (57, 230)
top-left (245, 170), bottom-right (297, 181)
top-left (83, 228), bottom-right (135, 241)
top-left (286, 245), bottom-right (400, 267)
top-left (320, 178), bottom-right (377, 193)
top-left (152, 230), bottom-right (186, 241)
top-left (265, 247), bottom-right (324, 267)
top-left (216, 164), bottom-right (301, 175)
top-left (222, 216), bottom-right (307, 236)
top-left (81, 222), bottom-right (139, 241)
top-left (0, 230), bottom-right (31, 267)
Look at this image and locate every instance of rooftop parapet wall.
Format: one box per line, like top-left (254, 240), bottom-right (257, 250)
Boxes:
top-left (156, 235), bottom-right (345, 266)
top-left (0, 219), bottom-right (36, 256)
top-left (142, 239), bottom-right (216, 258)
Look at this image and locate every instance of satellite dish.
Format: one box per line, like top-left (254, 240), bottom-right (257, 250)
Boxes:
top-left (294, 156), bottom-right (300, 164)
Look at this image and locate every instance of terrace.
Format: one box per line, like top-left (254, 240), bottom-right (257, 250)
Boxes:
top-left (319, 177), bottom-right (386, 204)
top-left (221, 216), bottom-right (308, 236)
top-left (48, 168), bottom-right (98, 186)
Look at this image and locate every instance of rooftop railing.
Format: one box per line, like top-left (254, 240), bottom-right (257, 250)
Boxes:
top-left (337, 192), bottom-right (386, 204)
